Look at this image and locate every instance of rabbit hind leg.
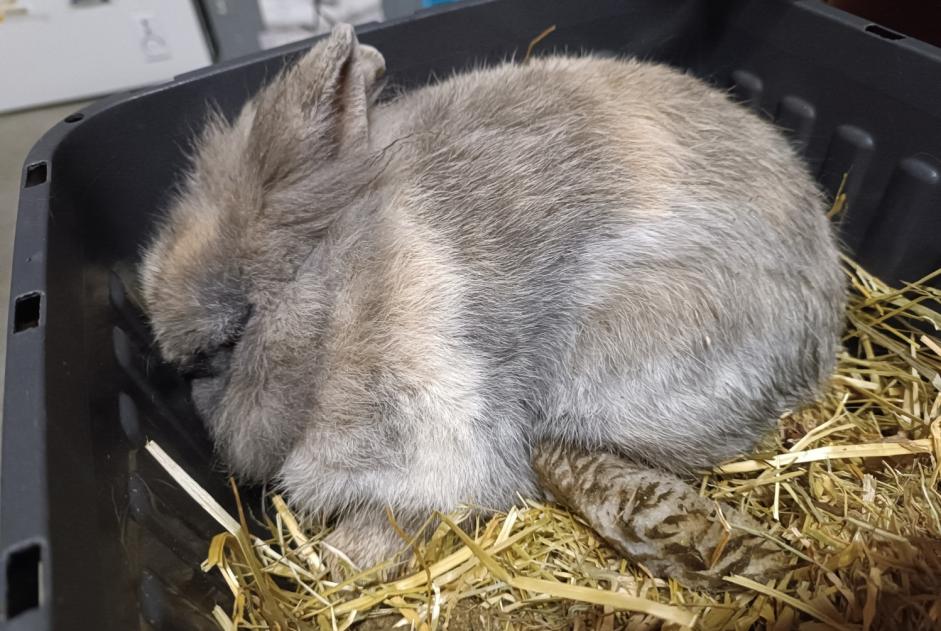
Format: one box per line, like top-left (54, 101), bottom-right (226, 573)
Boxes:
top-left (531, 440), bottom-right (790, 591)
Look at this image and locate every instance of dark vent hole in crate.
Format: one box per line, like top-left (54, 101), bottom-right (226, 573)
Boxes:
top-left (6, 544), bottom-right (41, 619)
top-left (865, 24), bottom-right (905, 40)
top-left (13, 293), bottom-right (42, 332)
top-left (24, 162), bottom-right (47, 187)
top-left (64, 113), bottom-right (84, 123)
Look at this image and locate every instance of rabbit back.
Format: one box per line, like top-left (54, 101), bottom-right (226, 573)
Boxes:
top-left (345, 56), bottom-right (843, 472)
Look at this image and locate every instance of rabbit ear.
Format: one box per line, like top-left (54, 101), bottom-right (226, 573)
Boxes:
top-left (248, 24), bottom-right (385, 189)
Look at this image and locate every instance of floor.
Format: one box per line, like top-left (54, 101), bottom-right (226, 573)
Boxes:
top-left (0, 101), bottom-right (90, 420)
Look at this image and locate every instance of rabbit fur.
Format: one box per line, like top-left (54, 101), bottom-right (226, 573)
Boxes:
top-left (139, 24), bottom-right (844, 570)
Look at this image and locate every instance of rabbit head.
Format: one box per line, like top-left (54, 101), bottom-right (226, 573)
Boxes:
top-left (139, 24), bottom-right (385, 372)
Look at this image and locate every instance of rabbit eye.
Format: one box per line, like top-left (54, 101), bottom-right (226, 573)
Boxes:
top-left (215, 303), bottom-right (253, 352)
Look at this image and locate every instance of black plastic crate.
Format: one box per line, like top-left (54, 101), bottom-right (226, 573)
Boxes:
top-left (3, 1), bottom-right (941, 629)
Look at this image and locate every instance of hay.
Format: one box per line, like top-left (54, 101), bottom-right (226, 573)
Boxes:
top-left (151, 258), bottom-right (941, 630)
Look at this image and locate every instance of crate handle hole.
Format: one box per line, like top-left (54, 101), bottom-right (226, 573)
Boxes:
top-left (864, 24), bottom-right (905, 40)
top-left (24, 162), bottom-right (47, 188)
top-left (13, 292), bottom-right (42, 333)
top-left (6, 543), bottom-right (42, 619)
top-left (64, 113), bottom-right (84, 123)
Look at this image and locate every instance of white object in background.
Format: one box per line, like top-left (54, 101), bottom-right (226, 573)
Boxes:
top-left (0, 0), bottom-right (212, 114)
top-left (133, 13), bottom-right (172, 62)
top-left (257, 0), bottom-right (383, 50)
top-left (257, 0), bottom-right (317, 29)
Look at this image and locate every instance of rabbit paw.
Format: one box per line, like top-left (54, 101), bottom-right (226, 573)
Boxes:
top-left (320, 511), bottom-right (412, 581)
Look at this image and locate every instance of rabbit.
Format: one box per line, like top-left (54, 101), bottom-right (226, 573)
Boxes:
top-left (139, 24), bottom-right (844, 576)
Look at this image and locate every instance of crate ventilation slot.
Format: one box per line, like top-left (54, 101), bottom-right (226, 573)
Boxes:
top-left (6, 543), bottom-right (41, 619)
top-left (865, 24), bottom-right (905, 40)
top-left (13, 292), bottom-right (42, 333)
top-left (24, 162), bottom-right (47, 188)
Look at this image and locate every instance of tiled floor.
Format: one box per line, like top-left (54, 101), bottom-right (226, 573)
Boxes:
top-left (0, 101), bottom-right (89, 420)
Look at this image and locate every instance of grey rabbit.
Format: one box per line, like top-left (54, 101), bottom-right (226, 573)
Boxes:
top-left (139, 24), bottom-right (844, 576)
